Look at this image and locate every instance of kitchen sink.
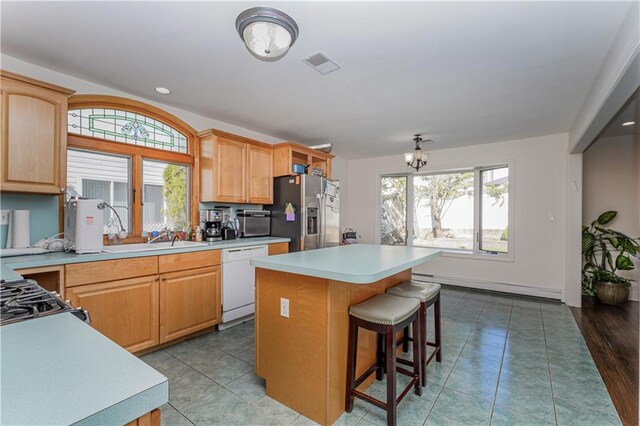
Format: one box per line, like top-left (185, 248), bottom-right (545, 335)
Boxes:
top-left (102, 241), bottom-right (209, 253)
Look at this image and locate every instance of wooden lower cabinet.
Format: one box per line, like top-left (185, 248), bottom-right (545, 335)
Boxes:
top-left (268, 242), bottom-right (289, 256)
top-left (125, 408), bottom-right (161, 426)
top-left (159, 266), bottom-right (221, 343)
top-left (66, 275), bottom-right (160, 353)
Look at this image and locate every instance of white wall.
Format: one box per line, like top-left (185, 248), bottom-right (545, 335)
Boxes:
top-left (583, 134), bottom-right (640, 300)
top-left (345, 133), bottom-right (571, 299)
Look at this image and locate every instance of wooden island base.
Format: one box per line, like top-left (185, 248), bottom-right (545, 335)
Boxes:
top-left (255, 267), bottom-right (411, 425)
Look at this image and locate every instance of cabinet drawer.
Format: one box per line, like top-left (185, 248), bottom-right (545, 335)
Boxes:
top-left (66, 257), bottom-right (158, 287)
top-left (159, 250), bottom-right (221, 273)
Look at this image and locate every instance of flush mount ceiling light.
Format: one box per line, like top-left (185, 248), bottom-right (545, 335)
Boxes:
top-left (155, 87), bottom-right (171, 95)
top-left (622, 121), bottom-right (636, 126)
top-left (404, 135), bottom-right (433, 172)
top-left (236, 7), bottom-right (299, 61)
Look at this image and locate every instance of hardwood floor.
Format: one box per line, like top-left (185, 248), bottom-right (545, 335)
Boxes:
top-left (571, 296), bottom-right (639, 426)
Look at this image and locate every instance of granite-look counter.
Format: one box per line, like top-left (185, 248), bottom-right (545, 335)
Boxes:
top-left (0, 313), bottom-right (168, 425)
top-left (0, 237), bottom-right (290, 282)
top-left (251, 244), bottom-right (442, 283)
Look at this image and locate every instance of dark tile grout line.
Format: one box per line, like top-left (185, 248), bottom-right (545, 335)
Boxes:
top-left (427, 294), bottom-right (560, 425)
top-left (487, 293), bottom-right (514, 425)
top-left (157, 327), bottom-right (287, 424)
top-left (493, 301), bottom-right (559, 425)
top-left (541, 303), bottom-right (560, 425)
top-left (421, 287), bottom-right (490, 424)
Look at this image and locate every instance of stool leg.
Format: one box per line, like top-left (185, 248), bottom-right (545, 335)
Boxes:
top-left (376, 332), bottom-right (384, 381)
top-left (419, 303), bottom-right (427, 386)
top-left (435, 296), bottom-right (442, 363)
top-left (385, 327), bottom-right (397, 426)
top-left (402, 326), bottom-right (410, 353)
top-left (345, 317), bottom-right (358, 412)
top-left (411, 316), bottom-right (422, 397)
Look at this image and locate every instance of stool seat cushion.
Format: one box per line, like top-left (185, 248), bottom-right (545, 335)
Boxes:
top-left (349, 294), bottom-right (420, 326)
top-left (387, 281), bottom-right (441, 303)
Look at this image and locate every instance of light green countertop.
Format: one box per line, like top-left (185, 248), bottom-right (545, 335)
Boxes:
top-left (0, 237), bottom-right (290, 282)
top-left (250, 244), bottom-right (442, 284)
top-left (0, 313), bottom-right (168, 425)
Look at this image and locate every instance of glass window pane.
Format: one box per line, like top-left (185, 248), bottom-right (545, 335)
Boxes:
top-left (480, 167), bottom-right (509, 253)
top-left (66, 149), bottom-right (131, 234)
top-left (381, 176), bottom-right (407, 245)
top-left (143, 160), bottom-right (189, 234)
top-left (413, 172), bottom-right (474, 250)
top-left (68, 108), bottom-right (188, 153)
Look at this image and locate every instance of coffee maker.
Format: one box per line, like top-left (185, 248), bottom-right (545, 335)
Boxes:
top-left (201, 209), bottom-right (223, 242)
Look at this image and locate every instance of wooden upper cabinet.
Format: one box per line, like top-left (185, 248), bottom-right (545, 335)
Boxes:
top-left (216, 137), bottom-right (246, 202)
top-left (272, 142), bottom-right (333, 178)
top-left (247, 144), bottom-right (273, 204)
top-left (0, 71), bottom-right (75, 194)
top-left (66, 275), bottom-right (160, 353)
top-left (198, 129), bottom-right (273, 204)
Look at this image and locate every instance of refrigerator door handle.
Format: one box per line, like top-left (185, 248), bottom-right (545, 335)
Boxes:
top-left (319, 194), bottom-right (325, 248)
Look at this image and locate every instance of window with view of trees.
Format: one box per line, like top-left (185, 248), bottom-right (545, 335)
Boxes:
top-left (65, 95), bottom-right (196, 239)
top-left (380, 165), bottom-right (510, 254)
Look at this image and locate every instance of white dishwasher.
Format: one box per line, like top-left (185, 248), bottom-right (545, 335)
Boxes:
top-left (220, 245), bottom-right (268, 330)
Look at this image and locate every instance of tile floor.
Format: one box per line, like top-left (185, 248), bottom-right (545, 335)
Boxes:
top-left (140, 286), bottom-right (621, 425)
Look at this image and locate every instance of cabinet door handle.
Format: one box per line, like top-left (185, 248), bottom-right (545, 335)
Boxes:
top-left (162, 276), bottom-right (167, 281)
top-left (59, 187), bottom-right (66, 193)
top-left (155, 277), bottom-right (160, 282)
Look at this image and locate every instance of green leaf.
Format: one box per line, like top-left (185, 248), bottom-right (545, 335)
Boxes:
top-left (597, 211), bottom-right (617, 225)
top-left (606, 251), bottom-right (614, 271)
top-left (582, 232), bottom-right (596, 253)
top-left (621, 238), bottom-right (638, 256)
top-left (616, 254), bottom-right (635, 271)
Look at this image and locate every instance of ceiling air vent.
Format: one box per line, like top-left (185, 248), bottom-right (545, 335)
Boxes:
top-left (303, 52), bottom-right (341, 75)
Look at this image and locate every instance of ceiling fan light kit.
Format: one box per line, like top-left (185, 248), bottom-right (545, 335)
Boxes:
top-left (236, 7), bottom-right (299, 61)
top-left (405, 134), bottom-right (431, 172)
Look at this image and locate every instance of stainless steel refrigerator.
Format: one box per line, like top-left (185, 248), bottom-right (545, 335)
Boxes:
top-left (269, 175), bottom-right (339, 252)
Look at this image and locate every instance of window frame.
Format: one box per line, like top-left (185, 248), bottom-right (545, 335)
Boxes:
top-left (376, 161), bottom-right (514, 261)
top-left (66, 95), bottom-right (199, 242)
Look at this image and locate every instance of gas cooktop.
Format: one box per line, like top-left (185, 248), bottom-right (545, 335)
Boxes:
top-left (0, 279), bottom-right (89, 326)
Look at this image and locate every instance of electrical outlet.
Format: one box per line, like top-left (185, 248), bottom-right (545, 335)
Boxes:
top-left (0, 210), bottom-right (10, 226)
top-left (280, 297), bottom-right (290, 318)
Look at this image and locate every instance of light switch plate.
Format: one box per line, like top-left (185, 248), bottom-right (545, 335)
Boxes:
top-left (0, 210), bottom-right (10, 225)
top-left (280, 297), bottom-right (290, 318)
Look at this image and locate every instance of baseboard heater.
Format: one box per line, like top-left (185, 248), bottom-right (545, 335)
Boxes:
top-left (411, 273), bottom-right (564, 302)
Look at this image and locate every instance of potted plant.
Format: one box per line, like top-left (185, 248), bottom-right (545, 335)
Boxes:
top-left (582, 211), bottom-right (640, 305)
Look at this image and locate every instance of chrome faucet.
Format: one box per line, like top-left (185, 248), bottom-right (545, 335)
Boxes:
top-left (147, 228), bottom-right (175, 244)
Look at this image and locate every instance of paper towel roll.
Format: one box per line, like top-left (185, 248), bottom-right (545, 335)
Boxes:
top-left (7, 210), bottom-right (30, 249)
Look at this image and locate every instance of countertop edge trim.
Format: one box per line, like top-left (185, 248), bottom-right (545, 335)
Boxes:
top-left (252, 250), bottom-right (442, 284)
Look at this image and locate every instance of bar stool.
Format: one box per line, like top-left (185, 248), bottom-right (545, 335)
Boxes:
top-left (345, 294), bottom-right (422, 426)
top-left (386, 281), bottom-right (441, 387)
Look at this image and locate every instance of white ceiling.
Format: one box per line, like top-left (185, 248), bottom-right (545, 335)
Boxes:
top-left (1, 1), bottom-right (632, 159)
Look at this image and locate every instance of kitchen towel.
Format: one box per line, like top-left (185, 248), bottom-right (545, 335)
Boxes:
top-left (6, 210), bottom-right (30, 249)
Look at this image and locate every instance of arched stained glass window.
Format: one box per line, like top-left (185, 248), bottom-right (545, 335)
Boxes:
top-left (68, 107), bottom-right (188, 153)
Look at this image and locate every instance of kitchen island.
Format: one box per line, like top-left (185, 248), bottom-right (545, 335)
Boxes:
top-left (251, 244), bottom-right (441, 425)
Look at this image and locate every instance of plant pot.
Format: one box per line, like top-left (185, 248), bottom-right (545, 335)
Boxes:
top-left (595, 281), bottom-right (630, 305)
